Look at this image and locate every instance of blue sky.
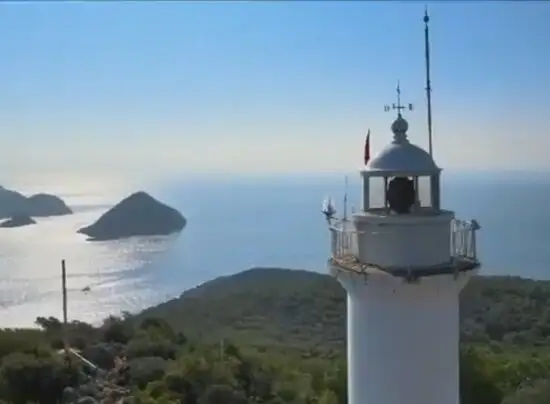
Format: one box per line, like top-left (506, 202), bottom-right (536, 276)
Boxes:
top-left (0, 1), bottom-right (548, 187)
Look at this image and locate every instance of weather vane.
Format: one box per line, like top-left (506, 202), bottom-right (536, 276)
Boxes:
top-left (384, 81), bottom-right (413, 116)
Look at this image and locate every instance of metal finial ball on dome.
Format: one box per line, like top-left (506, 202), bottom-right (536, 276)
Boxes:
top-left (391, 115), bottom-right (409, 134)
top-left (384, 83), bottom-right (413, 142)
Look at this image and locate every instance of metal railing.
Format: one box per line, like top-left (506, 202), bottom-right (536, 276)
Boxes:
top-left (329, 218), bottom-right (480, 262)
top-left (451, 219), bottom-right (479, 261)
top-left (329, 219), bottom-right (357, 258)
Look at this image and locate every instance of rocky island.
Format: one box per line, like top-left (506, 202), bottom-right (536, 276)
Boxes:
top-left (0, 186), bottom-right (72, 219)
top-left (77, 191), bottom-right (186, 241)
top-left (0, 214), bottom-right (36, 228)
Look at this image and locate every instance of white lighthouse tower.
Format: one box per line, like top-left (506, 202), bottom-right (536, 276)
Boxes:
top-left (324, 17), bottom-right (481, 404)
top-left (326, 87), bottom-right (480, 404)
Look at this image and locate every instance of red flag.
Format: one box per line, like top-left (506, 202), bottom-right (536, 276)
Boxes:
top-left (364, 130), bottom-right (371, 165)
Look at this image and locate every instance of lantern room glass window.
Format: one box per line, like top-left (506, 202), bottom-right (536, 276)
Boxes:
top-left (362, 173), bottom-right (441, 213)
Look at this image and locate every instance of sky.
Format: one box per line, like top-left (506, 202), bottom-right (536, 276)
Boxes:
top-left (0, 1), bottom-right (549, 189)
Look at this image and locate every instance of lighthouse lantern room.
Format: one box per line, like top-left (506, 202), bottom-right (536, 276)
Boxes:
top-left (323, 14), bottom-right (481, 404)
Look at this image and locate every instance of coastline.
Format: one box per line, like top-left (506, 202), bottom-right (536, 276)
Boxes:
top-left (2, 267), bottom-right (549, 331)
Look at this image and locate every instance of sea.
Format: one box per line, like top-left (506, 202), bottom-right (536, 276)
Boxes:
top-left (0, 170), bottom-right (548, 328)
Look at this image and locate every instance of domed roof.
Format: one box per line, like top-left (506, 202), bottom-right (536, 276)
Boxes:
top-left (364, 114), bottom-right (439, 176)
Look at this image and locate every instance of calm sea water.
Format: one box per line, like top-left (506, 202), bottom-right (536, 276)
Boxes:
top-left (0, 171), bottom-right (548, 328)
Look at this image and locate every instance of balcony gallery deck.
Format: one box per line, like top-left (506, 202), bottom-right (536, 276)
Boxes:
top-left (328, 217), bottom-right (480, 282)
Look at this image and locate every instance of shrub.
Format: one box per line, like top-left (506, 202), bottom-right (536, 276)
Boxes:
top-left (502, 378), bottom-right (550, 404)
top-left (127, 337), bottom-right (177, 361)
top-left (198, 384), bottom-right (248, 404)
top-left (0, 329), bottom-right (49, 360)
top-left (81, 342), bottom-right (124, 370)
top-left (101, 316), bottom-right (135, 344)
top-left (128, 356), bottom-right (167, 389)
top-left (0, 352), bottom-right (79, 404)
top-left (460, 346), bottom-right (503, 404)
top-left (138, 318), bottom-right (178, 342)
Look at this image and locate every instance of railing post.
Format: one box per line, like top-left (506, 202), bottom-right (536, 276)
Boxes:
top-left (450, 220), bottom-right (455, 258)
top-left (330, 228), bottom-right (337, 258)
top-left (471, 223), bottom-right (477, 260)
top-left (454, 220), bottom-right (457, 257)
top-left (454, 220), bottom-right (459, 257)
top-left (463, 222), bottom-right (470, 258)
top-left (467, 225), bottom-right (472, 258)
top-left (329, 224), bottom-right (359, 259)
top-left (450, 219), bottom-right (479, 261)
top-left (455, 221), bottom-right (459, 255)
top-left (460, 222), bottom-right (468, 257)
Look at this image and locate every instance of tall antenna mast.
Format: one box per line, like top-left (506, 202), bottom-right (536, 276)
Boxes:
top-left (424, 6), bottom-right (434, 157)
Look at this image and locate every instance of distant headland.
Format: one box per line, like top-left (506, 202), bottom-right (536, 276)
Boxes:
top-left (0, 186), bottom-right (72, 221)
top-left (0, 214), bottom-right (36, 228)
top-left (77, 191), bottom-right (186, 241)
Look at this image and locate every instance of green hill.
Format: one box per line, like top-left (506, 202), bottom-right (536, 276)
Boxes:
top-left (3, 267), bottom-right (550, 404)
top-left (137, 267), bottom-right (550, 351)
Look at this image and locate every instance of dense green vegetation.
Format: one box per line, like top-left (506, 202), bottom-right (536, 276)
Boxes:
top-left (1, 268), bottom-right (550, 403)
top-left (140, 268), bottom-right (550, 350)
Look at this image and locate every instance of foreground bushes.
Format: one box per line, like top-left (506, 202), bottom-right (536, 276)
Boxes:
top-left (1, 316), bottom-right (550, 404)
top-left (0, 352), bottom-right (79, 404)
